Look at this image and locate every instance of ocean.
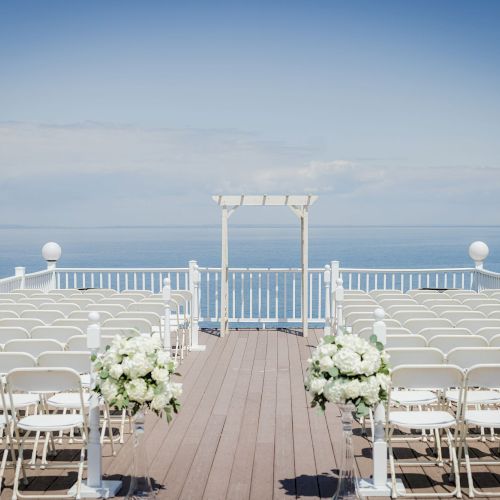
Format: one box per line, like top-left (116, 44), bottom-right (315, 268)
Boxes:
top-left (0, 225), bottom-right (499, 279)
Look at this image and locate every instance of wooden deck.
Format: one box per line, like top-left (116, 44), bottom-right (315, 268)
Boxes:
top-left (2, 328), bottom-right (500, 499)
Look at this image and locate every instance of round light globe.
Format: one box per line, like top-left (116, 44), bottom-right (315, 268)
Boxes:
top-left (41, 242), bottom-right (62, 262)
top-left (88, 311), bottom-right (100, 323)
top-left (374, 308), bottom-right (385, 321)
top-left (469, 241), bottom-right (489, 265)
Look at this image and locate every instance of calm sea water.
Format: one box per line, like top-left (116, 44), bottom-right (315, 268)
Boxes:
top-left (0, 226), bottom-right (499, 278)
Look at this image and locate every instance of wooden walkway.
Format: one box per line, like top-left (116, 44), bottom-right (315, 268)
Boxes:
top-left (2, 329), bottom-right (500, 499)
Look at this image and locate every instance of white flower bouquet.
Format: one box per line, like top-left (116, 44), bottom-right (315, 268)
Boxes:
top-left (305, 334), bottom-right (390, 417)
top-left (93, 335), bottom-right (182, 421)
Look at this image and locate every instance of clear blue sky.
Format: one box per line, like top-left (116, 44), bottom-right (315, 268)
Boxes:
top-left (1, 0), bottom-right (499, 226)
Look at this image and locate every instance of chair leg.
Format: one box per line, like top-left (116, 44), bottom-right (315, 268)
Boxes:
top-left (446, 428), bottom-right (461, 498)
top-left (0, 448), bottom-right (8, 492)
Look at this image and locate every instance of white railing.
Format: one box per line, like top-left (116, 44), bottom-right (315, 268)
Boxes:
top-left (54, 268), bottom-right (189, 293)
top-left (475, 268), bottom-right (500, 291)
top-left (198, 267), bottom-right (325, 323)
top-left (24, 269), bottom-right (55, 291)
top-left (0, 274), bottom-right (24, 293)
top-left (338, 267), bottom-right (477, 292)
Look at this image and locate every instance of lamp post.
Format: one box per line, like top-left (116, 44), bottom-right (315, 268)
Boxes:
top-left (42, 242), bottom-right (62, 291)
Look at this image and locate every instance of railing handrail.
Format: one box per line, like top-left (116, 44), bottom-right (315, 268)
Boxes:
top-left (340, 266), bottom-right (476, 273)
top-left (55, 267), bottom-right (189, 272)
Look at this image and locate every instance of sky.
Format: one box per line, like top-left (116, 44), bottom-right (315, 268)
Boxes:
top-left (1, 0), bottom-right (500, 226)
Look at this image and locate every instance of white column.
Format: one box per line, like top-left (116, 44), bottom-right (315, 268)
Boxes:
top-left (323, 265), bottom-right (331, 335)
top-left (15, 267), bottom-right (26, 289)
top-left (358, 307), bottom-right (404, 497)
top-left (163, 277), bottom-right (172, 352)
top-left (189, 261), bottom-right (206, 351)
top-left (42, 242), bottom-right (61, 291)
top-left (220, 206), bottom-right (229, 337)
top-left (331, 261), bottom-right (339, 326)
top-left (301, 207), bottom-right (309, 338)
top-left (69, 312), bottom-right (121, 498)
top-left (335, 278), bottom-right (344, 334)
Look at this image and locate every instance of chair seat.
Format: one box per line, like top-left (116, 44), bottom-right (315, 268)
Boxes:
top-left (446, 389), bottom-right (500, 404)
top-left (465, 409), bottom-right (500, 427)
top-left (17, 413), bottom-right (84, 432)
top-left (389, 410), bottom-right (456, 429)
top-left (48, 392), bottom-right (91, 409)
top-left (391, 390), bottom-right (437, 406)
top-left (0, 393), bottom-right (40, 409)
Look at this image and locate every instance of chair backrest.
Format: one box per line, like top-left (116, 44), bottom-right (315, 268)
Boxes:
top-left (369, 290), bottom-right (403, 298)
top-left (0, 303), bottom-right (35, 314)
top-left (421, 299), bottom-right (461, 308)
top-left (31, 326), bottom-right (83, 343)
top-left (351, 318), bottom-right (401, 335)
top-left (3, 339), bottom-right (64, 356)
top-left (7, 367), bottom-right (82, 394)
top-left (35, 292), bottom-right (64, 300)
top-left (447, 347), bottom-right (500, 369)
top-left (385, 335), bottom-right (427, 348)
top-left (98, 297), bottom-right (137, 307)
top-left (19, 298), bottom-right (56, 307)
top-left (453, 293), bottom-right (488, 303)
top-left (488, 311), bottom-right (500, 320)
top-left (0, 326), bottom-right (30, 343)
top-left (0, 293), bottom-right (26, 301)
top-left (102, 318), bottom-right (152, 334)
top-left (391, 365), bottom-right (463, 391)
top-left (66, 334), bottom-right (115, 351)
top-left (81, 288), bottom-right (117, 297)
top-left (430, 305), bottom-right (472, 314)
top-left (20, 310), bottom-right (66, 324)
top-left (116, 311), bottom-right (161, 327)
top-left (438, 310), bottom-right (486, 326)
top-left (72, 292), bottom-right (105, 301)
top-left (117, 290), bottom-right (153, 298)
top-left (52, 318), bottom-right (88, 332)
top-left (0, 298), bottom-right (15, 304)
top-left (39, 302), bottom-right (81, 315)
top-left (403, 318), bottom-right (454, 334)
top-left (428, 335), bottom-right (488, 354)
top-left (465, 365), bottom-right (500, 390)
top-left (128, 302), bottom-right (165, 315)
top-left (37, 351), bottom-right (91, 374)
top-left (481, 289), bottom-right (500, 297)
top-left (11, 289), bottom-right (41, 297)
top-left (475, 304), bottom-right (500, 316)
top-left (455, 318), bottom-right (500, 334)
top-left (378, 299), bottom-right (418, 309)
top-left (418, 327), bottom-right (472, 341)
top-left (407, 289), bottom-right (443, 297)
top-left (393, 310), bottom-right (438, 324)
top-left (100, 327), bottom-right (140, 337)
top-left (344, 290), bottom-right (369, 296)
top-left (386, 347), bottom-right (445, 367)
top-left (344, 304), bottom-right (378, 317)
top-left (489, 334), bottom-right (500, 347)
top-left (51, 289), bottom-right (81, 297)
top-left (385, 304), bottom-right (429, 315)
top-left (475, 327), bottom-right (500, 341)
top-left (0, 318), bottom-right (45, 331)
top-left (86, 304), bottom-right (127, 315)
top-left (462, 298), bottom-right (500, 308)
top-left (0, 352), bottom-right (37, 373)
top-left (0, 310), bottom-right (20, 320)
top-left (343, 298), bottom-right (378, 307)
top-left (412, 293), bottom-right (447, 304)
top-left (68, 310), bottom-right (113, 322)
top-left (444, 289), bottom-right (476, 297)
top-left (59, 298), bottom-right (95, 307)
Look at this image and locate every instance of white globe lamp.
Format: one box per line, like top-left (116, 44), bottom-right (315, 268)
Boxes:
top-left (469, 241), bottom-right (489, 269)
top-left (42, 242), bottom-right (62, 270)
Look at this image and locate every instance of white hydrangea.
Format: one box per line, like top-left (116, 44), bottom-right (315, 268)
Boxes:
top-left (333, 348), bottom-right (361, 375)
top-left (152, 367), bottom-right (170, 384)
top-left (125, 378), bottom-right (148, 403)
top-left (309, 377), bottom-right (327, 395)
top-left (109, 363), bottom-right (124, 379)
top-left (170, 382), bottom-right (183, 399)
top-left (324, 379), bottom-right (345, 403)
top-left (343, 379), bottom-right (362, 400)
top-left (101, 378), bottom-right (119, 402)
top-left (319, 355), bottom-right (335, 371)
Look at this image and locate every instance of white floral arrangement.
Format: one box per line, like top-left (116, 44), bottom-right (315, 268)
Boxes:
top-left (305, 334), bottom-right (390, 417)
top-left (93, 335), bottom-right (182, 421)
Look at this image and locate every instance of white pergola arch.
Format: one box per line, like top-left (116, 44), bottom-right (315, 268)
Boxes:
top-left (212, 194), bottom-right (318, 337)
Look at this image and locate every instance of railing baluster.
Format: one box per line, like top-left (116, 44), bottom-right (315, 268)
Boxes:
top-left (250, 273), bottom-right (253, 319)
top-left (241, 272), bottom-right (245, 319)
top-left (258, 273), bottom-right (262, 320)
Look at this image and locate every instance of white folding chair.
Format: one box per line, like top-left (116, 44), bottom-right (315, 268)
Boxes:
top-left (18, 299), bottom-right (56, 308)
top-left (430, 305), bottom-right (472, 315)
top-left (7, 367), bottom-right (88, 500)
top-left (11, 290), bottom-right (40, 297)
top-left (128, 301), bottom-right (165, 315)
top-left (98, 297), bottom-right (136, 307)
top-left (0, 311), bottom-right (20, 320)
top-left (68, 310), bottom-right (113, 323)
top-left (0, 318), bottom-right (45, 332)
top-left (385, 304), bottom-right (429, 315)
top-left (58, 298), bottom-right (94, 308)
top-left (351, 318), bottom-right (401, 335)
top-left (30, 293), bottom-right (61, 301)
top-left (85, 304), bottom-right (127, 316)
top-left (384, 335), bottom-right (427, 348)
top-left (3, 339), bottom-right (64, 357)
top-left (418, 327), bottom-right (472, 342)
top-left (369, 290), bottom-right (404, 299)
top-left (488, 311), bottom-right (500, 320)
top-left (20, 310), bottom-right (66, 324)
top-left (421, 298), bottom-right (461, 308)
top-left (489, 334), bottom-right (500, 347)
top-left (71, 292), bottom-right (105, 302)
top-left (66, 335), bottom-right (115, 352)
top-left (455, 318), bottom-right (500, 335)
top-left (387, 365), bottom-right (464, 498)
top-left (81, 289), bottom-right (116, 297)
top-left (457, 364), bottom-right (500, 498)
top-left (52, 318), bottom-right (88, 332)
top-left (475, 304), bottom-right (500, 316)
top-left (102, 318), bottom-right (152, 335)
top-left (0, 305), bottom-right (35, 315)
top-left (48, 289), bottom-right (81, 297)
top-left (116, 311), bottom-right (161, 332)
top-left (474, 327), bottom-right (500, 342)
top-left (0, 294), bottom-right (26, 301)
top-left (444, 290), bottom-right (477, 298)
top-left (480, 290), bottom-right (500, 297)
top-left (115, 290), bottom-right (153, 299)
top-left (38, 302), bottom-right (81, 315)
top-left (428, 335), bottom-right (488, 354)
top-left (0, 377), bottom-right (17, 493)
top-left (403, 318), bottom-right (454, 335)
top-left (31, 326), bottom-right (83, 344)
top-left (0, 327), bottom-right (30, 344)
top-left (462, 298), bottom-right (500, 308)
top-left (393, 310), bottom-right (438, 324)
top-left (378, 299), bottom-right (418, 310)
